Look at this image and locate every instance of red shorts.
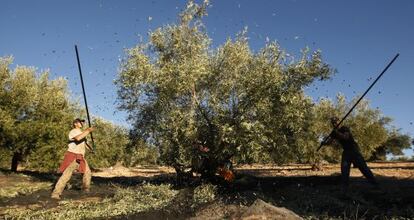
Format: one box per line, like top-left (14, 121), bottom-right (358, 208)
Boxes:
top-left (58, 151), bottom-right (87, 173)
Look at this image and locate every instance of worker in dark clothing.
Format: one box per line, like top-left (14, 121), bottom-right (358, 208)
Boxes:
top-left (323, 117), bottom-right (378, 191)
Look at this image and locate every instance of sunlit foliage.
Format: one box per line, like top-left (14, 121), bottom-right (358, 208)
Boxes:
top-left (0, 56), bottom-right (77, 171)
top-left (115, 0), bottom-right (333, 175)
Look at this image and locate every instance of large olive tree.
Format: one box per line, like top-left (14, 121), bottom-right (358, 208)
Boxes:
top-left (115, 1), bottom-right (333, 178)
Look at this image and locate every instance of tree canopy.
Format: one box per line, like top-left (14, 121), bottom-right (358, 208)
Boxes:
top-left (0, 57), bottom-right (132, 171)
top-left (115, 0), bottom-right (334, 175)
top-left (309, 94), bottom-right (411, 163)
top-left (0, 56), bottom-right (77, 171)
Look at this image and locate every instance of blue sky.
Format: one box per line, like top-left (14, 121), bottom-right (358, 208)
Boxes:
top-left (1, 0), bottom-right (413, 156)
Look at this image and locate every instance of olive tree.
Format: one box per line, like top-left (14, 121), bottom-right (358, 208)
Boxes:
top-left (307, 94), bottom-right (410, 163)
top-left (115, 0), bottom-right (333, 178)
top-left (0, 56), bottom-right (77, 171)
top-left (370, 129), bottom-right (411, 161)
top-left (83, 117), bottom-right (130, 168)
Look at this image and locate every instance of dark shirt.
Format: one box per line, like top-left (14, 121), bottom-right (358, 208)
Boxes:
top-left (331, 126), bottom-right (360, 153)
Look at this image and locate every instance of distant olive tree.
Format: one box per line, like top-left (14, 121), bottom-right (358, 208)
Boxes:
top-left (115, 0), bottom-right (333, 178)
top-left (124, 137), bottom-right (159, 166)
top-left (84, 117), bottom-right (130, 168)
top-left (370, 130), bottom-right (411, 161)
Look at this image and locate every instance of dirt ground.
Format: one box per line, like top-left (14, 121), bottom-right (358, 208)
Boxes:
top-left (1, 162), bottom-right (414, 219)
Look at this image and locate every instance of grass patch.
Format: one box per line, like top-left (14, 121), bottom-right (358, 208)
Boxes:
top-left (2, 183), bottom-right (178, 220)
top-left (0, 174), bottom-right (51, 199)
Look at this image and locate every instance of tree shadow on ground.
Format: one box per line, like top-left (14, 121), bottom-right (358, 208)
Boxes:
top-left (221, 174), bottom-right (414, 219)
top-left (1, 167), bottom-right (414, 219)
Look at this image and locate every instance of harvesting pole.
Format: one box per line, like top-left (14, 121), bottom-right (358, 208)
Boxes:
top-left (75, 45), bottom-right (95, 151)
top-left (317, 53), bottom-right (399, 151)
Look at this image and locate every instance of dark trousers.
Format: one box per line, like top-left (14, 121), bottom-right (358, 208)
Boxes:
top-left (341, 151), bottom-right (377, 187)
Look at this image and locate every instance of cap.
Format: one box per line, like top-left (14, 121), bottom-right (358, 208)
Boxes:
top-left (73, 118), bottom-right (86, 124)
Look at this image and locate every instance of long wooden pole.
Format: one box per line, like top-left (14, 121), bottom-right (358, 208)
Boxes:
top-left (317, 53), bottom-right (399, 151)
top-left (75, 45), bottom-right (95, 151)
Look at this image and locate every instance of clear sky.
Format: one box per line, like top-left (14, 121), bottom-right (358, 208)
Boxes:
top-left (1, 0), bottom-right (413, 156)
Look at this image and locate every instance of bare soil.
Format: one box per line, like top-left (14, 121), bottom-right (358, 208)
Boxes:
top-left (1, 162), bottom-right (413, 219)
